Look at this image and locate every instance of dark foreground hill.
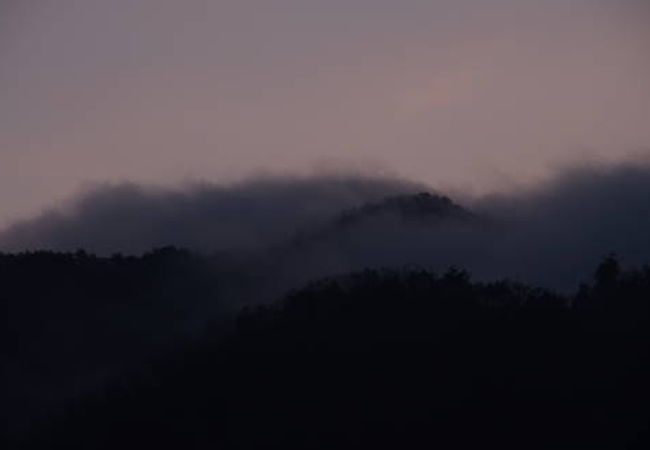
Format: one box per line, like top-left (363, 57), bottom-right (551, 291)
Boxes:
top-left (13, 257), bottom-right (650, 450)
top-left (2, 192), bottom-right (475, 440)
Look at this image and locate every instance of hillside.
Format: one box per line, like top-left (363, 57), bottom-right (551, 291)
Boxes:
top-left (12, 259), bottom-right (650, 449)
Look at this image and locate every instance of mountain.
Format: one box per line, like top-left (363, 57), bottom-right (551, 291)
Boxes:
top-left (16, 261), bottom-right (650, 450)
top-left (4, 191), bottom-right (650, 448)
top-left (3, 193), bottom-right (475, 441)
top-left (286, 192), bottom-right (475, 249)
top-left (335, 192), bottom-right (474, 225)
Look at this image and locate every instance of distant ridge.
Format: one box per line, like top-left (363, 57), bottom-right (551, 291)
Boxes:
top-left (335, 192), bottom-right (473, 226)
top-left (285, 192), bottom-right (474, 251)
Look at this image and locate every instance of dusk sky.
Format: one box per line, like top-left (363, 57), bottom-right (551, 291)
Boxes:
top-left (2, 0), bottom-right (649, 226)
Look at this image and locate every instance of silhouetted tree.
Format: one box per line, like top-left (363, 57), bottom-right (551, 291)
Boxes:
top-left (595, 253), bottom-right (620, 290)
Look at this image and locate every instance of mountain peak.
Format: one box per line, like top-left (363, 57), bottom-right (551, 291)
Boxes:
top-left (336, 192), bottom-right (471, 226)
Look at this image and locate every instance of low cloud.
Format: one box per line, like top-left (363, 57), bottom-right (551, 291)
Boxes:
top-left (0, 174), bottom-right (424, 255)
top-left (268, 161), bottom-right (650, 292)
top-left (2, 161), bottom-right (650, 291)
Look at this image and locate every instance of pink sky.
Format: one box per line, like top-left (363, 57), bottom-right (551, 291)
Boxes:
top-left (1, 0), bottom-right (649, 225)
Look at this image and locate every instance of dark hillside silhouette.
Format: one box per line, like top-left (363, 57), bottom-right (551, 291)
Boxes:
top-left (10, 257), bottom-right (649, 450)
top-left (2, 170), bottom-right (650, 448)
top-left (1, 247), bottom-right (225, 438)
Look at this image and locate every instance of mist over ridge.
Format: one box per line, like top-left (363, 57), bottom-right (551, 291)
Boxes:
top-left (2, 160), bottom-right (649, 290)
top-left (0, 174), bottom-right (426, 255)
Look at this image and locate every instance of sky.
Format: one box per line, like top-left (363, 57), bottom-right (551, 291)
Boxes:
top-left (1, 0), bottom-right (649, 226)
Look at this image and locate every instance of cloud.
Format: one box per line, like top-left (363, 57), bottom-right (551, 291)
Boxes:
top-left (2, 160), bottom-right (650, 292)
top-left (0, 174), bottom-right (425, 255)
top-left (2, 0), bottom-right (649, 225)
top-left (265, 161), bottom-right (650, 291)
